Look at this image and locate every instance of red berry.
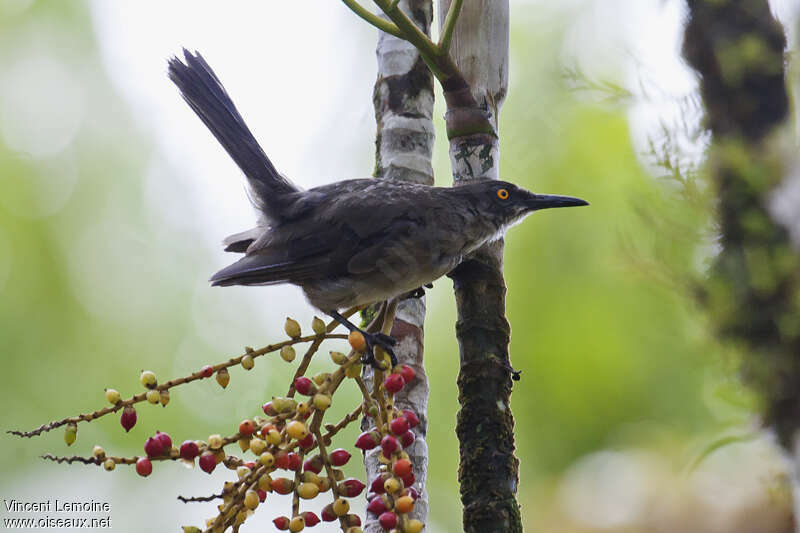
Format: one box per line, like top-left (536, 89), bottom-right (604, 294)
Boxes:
top-left (287, 452), bottom-right (301, 471)
top-left (402, 409), bottom-right (420, 428)
top-left (155, 431), bottom-right (172, 451)
top-left (298, 433), bottom-right (315, 449)
top-left (201, 365), bottom-right (213, 378)
top-left (302, 511), bottom-right (320, 527)
top-left (238, 419), bottom-right (255, 436)
top-left (381, 435), bottom-right (399, 457)
top-left (401, 430), bottom-right (415, 448)
top-left (275, 451), bottom-right (290, 470)
top-left (379, 511), bottom-right (398, 529)
top-left (390, 416), bottom-right (409, 435)
top-left (293, 376), bottom-right (315, 396)
top-left (406, 487), bottom-right (419, 500)
top-left (304, 455), bottom-right (323, 474)
top-left (384, 373), bottom-right (405, 393)
top-left (144, 437), bottom-right (163, 458)
top-left (344, 514), bottom-right (361, 527)
top-left (244, 461), bottom-right (256, 469)
top-left (257, 489), bottom-right (267, 502)
top-left (371, 474), bottom-right (388, 494)
top-left (120, 406), bottom-right (137, 432)
top-left (262, 401), bottom-right (277, 416)
top-left (367, 494), bottom-right (389, 515)
top-left (399, 364), bottom-right (416, 384)
top-left (271, 477), bottom-right (294, 495)
top-left (198, 452), bottom-right (217, 473)
top-left (355, 430), bottom-right (380, 450)
top-left (402, 471), bottom-right (415, 487)
top-left (273, 516), bottom-right (290, 530)
top-left (329, 448), bottom-right (351, 466)
top-left (135, 457), bottom-right (152, 477)
top-left (179, 440), bottom-right (199, 460)
top-left (339, 478), bottom-right (366, 497)
top-left (321, 505), bottom-right (337, 522)
top-left (393, 459), bottom-right (412, 478)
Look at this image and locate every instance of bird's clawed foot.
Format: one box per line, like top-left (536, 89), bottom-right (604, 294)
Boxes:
top-left (360, 331), bottom-right (398, 370)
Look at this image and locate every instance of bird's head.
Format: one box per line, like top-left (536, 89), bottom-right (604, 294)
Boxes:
top-left (462, 180), bottom-right (588, 229)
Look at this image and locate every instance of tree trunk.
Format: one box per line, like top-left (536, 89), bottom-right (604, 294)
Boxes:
top-left (365, 1), bottom-right (435, 531)
top-left (682, 0), bottom-right (799, 528)
top-left (437, 2), bottom-right (521, 532)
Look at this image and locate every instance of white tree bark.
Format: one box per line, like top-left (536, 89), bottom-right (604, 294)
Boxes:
top-left (363, 1), bottom-right (434, 531)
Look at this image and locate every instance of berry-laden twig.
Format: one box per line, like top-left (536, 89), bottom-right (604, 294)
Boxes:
top-left (11, 304), bottom-right (425, 532)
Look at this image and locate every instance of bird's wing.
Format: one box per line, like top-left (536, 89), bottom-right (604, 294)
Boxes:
top-left (345, 222), bottom-right (417, 275)
top-left (210, 228), bottom-right (357, 286)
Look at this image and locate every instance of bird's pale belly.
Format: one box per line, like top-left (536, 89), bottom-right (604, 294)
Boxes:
top-left (301, 255), bottom-right (461, 310)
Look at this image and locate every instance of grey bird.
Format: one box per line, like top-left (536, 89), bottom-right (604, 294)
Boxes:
top-left (168, 50), bottom-right (588, 368)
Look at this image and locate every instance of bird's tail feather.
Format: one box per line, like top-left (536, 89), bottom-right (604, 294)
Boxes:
top-left (168, 49), bottom-right (299, 215)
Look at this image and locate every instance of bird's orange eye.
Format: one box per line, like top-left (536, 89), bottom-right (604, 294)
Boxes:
top-left (497, 188), bottom-right (509, 200)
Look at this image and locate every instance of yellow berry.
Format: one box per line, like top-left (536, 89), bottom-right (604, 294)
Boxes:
top-left (92, 445), bottom-right (105, 459)
top-left (159, 389), bottom-right (170, 406)
top-left (280, 345), bottom-right (296, 362)
top-left (284, 317), bottom-right (301, 339)
top-left (64, 423), bottom-right (77, 446)
top-left (244, 489), bottom-right (259, 510)
top-left (146, 389), bottom-right (160, 404)
top-left (140, 370), bottom-right (157, 388)
top-left (297, 402), bottom-right (310, 416)
top-left (404, 519), bottom-right (424, 533)
top-left (103, 458), bottom-right (115, 471)
top-left (316, 476), bottom-right (331, 492)
top-left (266, 428), bottom-right (282, 446)
top-left (105, 388), bottom-right (120, 404)
top-left (258, 473), bottom-right (272, 491)
top-left (238, 438), bottom-right (251, 452)
top-left (384, 477), bottom-right (401, 494)
top-left (330, 351), bottom-right (348, 365)
top-left (289, 516), bottom-right (305, 532)
top-left (216, 368), bottom-right (230, 388)
top-left (259, 452), bottom-right (275, 467)
top-left (237, 466), bottom-right (250, 479)
top-left (286, 421), bottom-right (308, 441)
top-left (312, 372), bottom-right (330, 386)
top-left (311, 316), bottom-right (326, 335)
top-left (241, 354), bottom-right (255, 370)
top-left (208, 434), bottom-right (223, 449)
top-left (332, 497), bottom-right (350, 516)
top-left (297, 482), bottom-right (319, 499)
top-left (249, 438), bottom-right (267, 455)
top-left (313, 394), bottom-right (331, 411)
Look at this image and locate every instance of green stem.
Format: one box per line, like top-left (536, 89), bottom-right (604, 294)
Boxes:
top-left (340, 0), bottom-right (404, 38)
top-left (438, 0), bottom-right (463, 54)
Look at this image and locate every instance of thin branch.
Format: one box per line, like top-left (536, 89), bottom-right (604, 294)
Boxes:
top-left (373, 0), bottom-right (440, 61)
top-left (177, 493), bottom-right (223, 504)
top-left (438, 0), bottom-right (463, 54)
top-left (340, 0), bottom-right (404, 38)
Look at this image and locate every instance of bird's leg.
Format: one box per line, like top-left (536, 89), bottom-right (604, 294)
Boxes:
top-left (327, 310), bottom-right (398, 369)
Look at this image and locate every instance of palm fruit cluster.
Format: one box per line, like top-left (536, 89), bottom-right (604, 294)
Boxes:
top-left (15, 312), bottom-right (425, 533)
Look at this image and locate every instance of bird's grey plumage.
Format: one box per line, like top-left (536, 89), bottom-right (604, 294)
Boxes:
top-left (168, 50), bottom-right (588, 312)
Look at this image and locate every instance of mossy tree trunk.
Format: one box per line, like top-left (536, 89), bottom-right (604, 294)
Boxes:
top-left (437, 2), bottom-right (521, 532)
top-left (682, 0), bottom-right (800, 525)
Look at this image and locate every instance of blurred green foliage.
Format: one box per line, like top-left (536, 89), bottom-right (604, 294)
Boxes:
top-left (0, 2), bottom-right (762, 532)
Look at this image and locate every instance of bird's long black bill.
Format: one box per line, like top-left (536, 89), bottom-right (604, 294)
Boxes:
top-left (529, 194), bottom-right (589, 210)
